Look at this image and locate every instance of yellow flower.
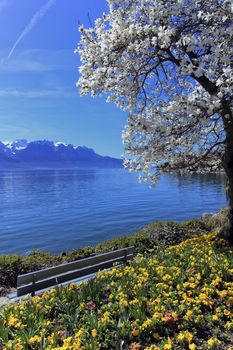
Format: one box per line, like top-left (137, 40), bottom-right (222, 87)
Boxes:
top-left (75, 327), bottom-right (85, 338)
top-left (218, 290), bottom-right (228, 298)
top-left (212, 315), bottom-right (218, 321)
top-left (100, 311), bottom-right (112, 324)
top-left (33, 295), bottom-right (41, 303)
top-left (15, 344), bottom-right (23, 350)
top-left (68, 283), bottom-right (76, 290)
top-left (91, 329), bottom-right (97, 338)
top-left (199, 292), bottom-right (208, 299)
top-left (177, 332), bottom-right (185, 342)
top-left (171, 311), bottom-right (178, 318)
top-left (163, 344), bottom-right (172, 350)
top-left (74, 339), bottom-right (82, 349)
top-left (153, 311), bottom-right (163, 320)
top-left (211, 277), bottom-right (222, 286)
top-left (225, 321), bottom-right (233, 330)
top-left (7, 315), bottom-right (21, 328)
top-left (224, 309), bottom-right (230, 316)
top-left (48, 333), bottom-right (56, 346)
top-left (189, 344), bottom-right (196, 350)
top-left (130, 298), bottom-right (139, 305)
top-left (63, 337), bottom-right (72, 346)
top-left (28, 335), bottom-right (42, 345)
top-left (162, 274), bottom-right (171, 281)
top-left (141, 318), bottom-right (152, 330)
top-left (177, 331), bottom-right (193, 344)
top-left (185, 310), bottom-right (193, 318)
top-left (207, 337), bottom-right (221, 349)
top-left (119, 298), bottom-right (128, 307)
top-left (49, 288), bottom-right (57, 297)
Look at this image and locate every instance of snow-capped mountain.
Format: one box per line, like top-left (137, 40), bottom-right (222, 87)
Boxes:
top-left (2, 139), bottom-right (28, 153)
top-left (0, 140), bottom-right (122, 168)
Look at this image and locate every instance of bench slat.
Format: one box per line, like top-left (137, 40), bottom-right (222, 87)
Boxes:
top-left (17, 246), bottom-right (134, 287)
top-left (17, 253), bottom-right (134, 297)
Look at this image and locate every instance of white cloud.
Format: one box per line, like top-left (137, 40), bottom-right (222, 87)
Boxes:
top-left (0, 88), bottom-right (76, 99)
top-left (0, 49), bottom-right (76, 72)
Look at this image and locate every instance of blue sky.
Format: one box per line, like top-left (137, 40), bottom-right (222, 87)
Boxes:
top-left (0, 0), bottom-right (126, 157)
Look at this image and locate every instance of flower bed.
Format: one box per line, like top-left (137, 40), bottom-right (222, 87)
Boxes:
top-left (0, 232), bottom-right (232, 349)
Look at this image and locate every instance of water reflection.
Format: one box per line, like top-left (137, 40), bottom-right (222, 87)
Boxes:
top-left (168, 172), bottom-right (226, 187)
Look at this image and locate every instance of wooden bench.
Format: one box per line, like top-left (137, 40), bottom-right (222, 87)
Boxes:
top-left (17, 246), bottom-right (135, 297)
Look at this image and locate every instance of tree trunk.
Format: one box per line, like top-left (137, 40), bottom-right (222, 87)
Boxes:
top-left (223, 143), bottom-right (233, 244)
top-left (222, 104), bottom-right (233, 244)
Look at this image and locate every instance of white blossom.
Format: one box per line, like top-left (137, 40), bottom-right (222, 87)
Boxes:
top-left (76, 0), bottom-right (233, 185)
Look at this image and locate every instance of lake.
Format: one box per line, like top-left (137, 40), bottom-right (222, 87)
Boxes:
top-left (0, 168), bottom-right (227, 254)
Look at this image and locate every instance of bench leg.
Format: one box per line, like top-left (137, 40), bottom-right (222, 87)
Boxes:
top-left (31, 274), bottom-right (36, 297)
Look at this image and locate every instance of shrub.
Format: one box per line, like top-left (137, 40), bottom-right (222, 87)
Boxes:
top-left (143, 219), bottom-right (210, 248)
top-left (202, 207), bottom-right (229, 230)
top-left (0, 255), bottom-right (24, 287)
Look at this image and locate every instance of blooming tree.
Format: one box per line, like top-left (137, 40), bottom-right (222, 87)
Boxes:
top-left (76, 0), bottom-right (233, 241)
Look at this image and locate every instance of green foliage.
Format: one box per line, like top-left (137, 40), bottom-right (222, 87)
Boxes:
top-left (0, 251), bottom-right (60, 291)
top-left (0, 255), bottom-right (24, 287)
top-left (66, 246), bottom-right (95, 262)
top-left (95, 230), bottom-right (152, 254)
top-left (138, 218), bottom-right (210, 249)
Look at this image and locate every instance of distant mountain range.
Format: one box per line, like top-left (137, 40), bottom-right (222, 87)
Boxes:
top-left (0, 140), bottom-right (123, 168)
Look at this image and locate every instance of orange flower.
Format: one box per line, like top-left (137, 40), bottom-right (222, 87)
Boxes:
top-left (132, 329), bottom-right (139, 337)
top-left (164, 312), bottom-right (179, 325)
top-left (130, 342), bottom-right (142, 350)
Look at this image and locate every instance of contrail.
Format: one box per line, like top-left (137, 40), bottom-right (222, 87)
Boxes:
top-left (4, 0), bottom-right (56, 61)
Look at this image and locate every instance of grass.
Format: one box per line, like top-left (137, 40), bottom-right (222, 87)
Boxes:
top-left (0, 230), bottom-right (232, 349)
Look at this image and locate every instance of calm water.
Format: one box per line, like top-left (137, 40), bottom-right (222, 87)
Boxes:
top-left (0, 168), bottom-right (227, 254)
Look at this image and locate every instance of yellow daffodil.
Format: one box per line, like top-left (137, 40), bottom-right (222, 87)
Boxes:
top-left (91, 329), bottom-right (97, 338)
